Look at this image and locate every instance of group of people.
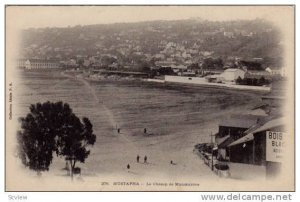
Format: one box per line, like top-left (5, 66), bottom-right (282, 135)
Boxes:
top-left (118, 126), bottom-right (175, 171)
top-left (136, 155), bottom-right (147, 163)
top-left (126, 155), bottom-right (148, 170)
top-left (127, 155), bottom-right (176, 170)
top-left (115, 126), bottom-right (149, 171)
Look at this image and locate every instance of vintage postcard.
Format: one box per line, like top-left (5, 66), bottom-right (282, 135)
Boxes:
top-left (5, 5), bottom-right (295, 191)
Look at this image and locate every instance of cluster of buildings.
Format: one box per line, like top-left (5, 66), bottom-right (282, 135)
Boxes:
top-left (19, 19), bottom-right (283, 87)
top-left (17, 57), bottom-right (286, 91)
top-left (21, 20), bottom-right (260, 62)
top-left (201, 93), bottom-right (286, 178)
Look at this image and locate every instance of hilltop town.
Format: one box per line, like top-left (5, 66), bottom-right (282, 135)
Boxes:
top-left (19, 19), bottom-right (283, 73)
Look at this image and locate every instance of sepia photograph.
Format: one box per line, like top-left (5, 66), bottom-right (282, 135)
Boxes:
top-left (5, 5), bottom-right (295, 191)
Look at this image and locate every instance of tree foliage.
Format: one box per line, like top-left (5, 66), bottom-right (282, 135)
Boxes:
top-left (235, 76), bottom-right (270, 86)
top-left (56, 116), bottom-right (96, 179)
top-left (239, 60), bottom-right (264, 71)
top-left (17, 101), bottom-right (96, 178)
top-left (202, 58), bottom-right (224, 70)
top-left (236, 76), bottom-right (243, 85)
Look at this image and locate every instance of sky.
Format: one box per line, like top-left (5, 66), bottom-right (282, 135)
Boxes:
top-left (5, 5), bottom-right (294, 66)
top-left (6, 6), bottom-right (294, 29)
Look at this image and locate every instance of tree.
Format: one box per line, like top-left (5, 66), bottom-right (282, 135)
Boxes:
top-left (252, 78), bottom-right (258, 86)
top-left (17, 102), bottom-right (60, 175)
top-left (236, 76), bottom-right (243, 85)
top-left (258, 76), bottom-right (266, 86)
top-left (136, 60), bottom-right (151, 73)
top-left (17, 101), bottom-right (96, 179)
top-left (101, 56), bottom-right (117, 66)
top-left (158, 67), bottom-right (175, 75)
top-left (188, 63), bottom-right (200, 70)
top-left (202, 57), bottom-right (224, 70)
top-left (77, 58), bottom-right (84, 67)
top-left (239, 60), bottom-right (264, 71)
top-left (56, 116), bottom-right (96, 180)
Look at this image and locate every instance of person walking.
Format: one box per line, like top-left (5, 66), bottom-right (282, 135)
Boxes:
top-left (144, 155), bottom-right (147, 164)
top-left (136, 155), bottom-right (140, 163)
top-left (127, 164), bottom-right (130, 170)
top-left (118, 128), bottom-right (120, 133)
top-left (144, 128), bottom-right (147, 134)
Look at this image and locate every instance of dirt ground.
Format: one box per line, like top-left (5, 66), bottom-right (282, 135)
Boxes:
top-left (9, 71), bottom-right (277, 191)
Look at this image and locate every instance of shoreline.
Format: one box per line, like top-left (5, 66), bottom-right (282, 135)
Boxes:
top-left (164, 75), bottom-right (271, 92)
top-left (13, 69), bottom-right (271, 189)
top-left (60, 71), bottom-right (267, 95)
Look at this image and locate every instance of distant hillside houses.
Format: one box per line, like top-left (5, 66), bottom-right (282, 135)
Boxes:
top-left (223, 31), bottom-right (234, 38)
top-left (20, 19), bottom-right (282, 68)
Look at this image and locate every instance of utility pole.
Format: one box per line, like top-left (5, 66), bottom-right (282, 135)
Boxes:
top-left (210, 132), bottom-right (216, 171)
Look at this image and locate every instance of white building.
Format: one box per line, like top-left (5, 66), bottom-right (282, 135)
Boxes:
top-left (23, 59), bottom-right (60, 69)
top-left (265, 67), bottom-right (286, 77)
top-left (221, 68), bottom-right (245, 82)
top-left (223, 31), bottom-right (234, 38)
top-left (23, 59), bottom-right (59, 69)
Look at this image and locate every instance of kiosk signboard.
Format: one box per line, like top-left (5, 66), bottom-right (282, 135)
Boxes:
top-left (266, 131), bottom-right (285, 162)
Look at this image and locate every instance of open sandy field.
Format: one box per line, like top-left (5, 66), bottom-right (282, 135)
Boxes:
top-left (9, 70), bottom-right (276, 191)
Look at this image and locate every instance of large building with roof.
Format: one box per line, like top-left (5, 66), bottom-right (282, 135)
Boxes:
top-left (215, 114), bottom-right (286, 178)
top-left (18, 59), bottom-right (60, 69)
top-left (221, 68), bottom-right (245, 82)
top-left (215, 114), bottom-right (266, 161)
top-left (204, 68), bottom-right (246, 83)
top-left (227, 116), bottom-right (285, 165)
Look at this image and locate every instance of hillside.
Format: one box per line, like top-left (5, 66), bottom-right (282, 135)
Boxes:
top-left (20, 19), bottom-right (283, 67)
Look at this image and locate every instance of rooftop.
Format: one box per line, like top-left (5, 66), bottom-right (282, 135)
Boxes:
top-left (219, 114), bottom-right (266, 129)
top-left (228, 116), bottom-right (285, 147)
top-left (251, 116), bottom-right (285, 134)
top-left (23, 58), bottom-right (60, 63)
top-left (224, 68), bottom-right (245, 72)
